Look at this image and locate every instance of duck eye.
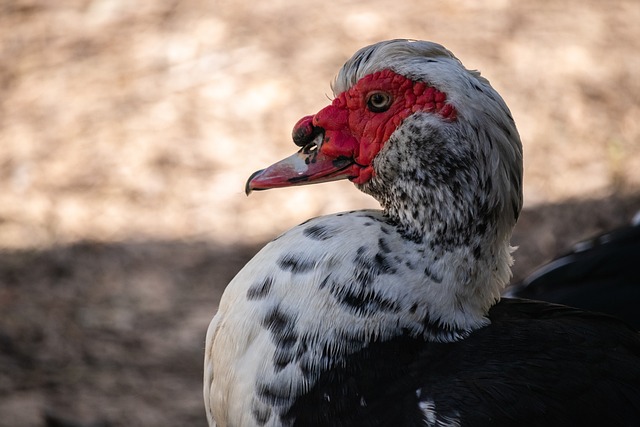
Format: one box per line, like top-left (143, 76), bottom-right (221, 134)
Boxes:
top-left (366, 92), bottom-right (393, 113)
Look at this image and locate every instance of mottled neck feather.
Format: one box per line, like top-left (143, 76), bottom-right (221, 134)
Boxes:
top-left (357, 109), bottom-right (520, 331)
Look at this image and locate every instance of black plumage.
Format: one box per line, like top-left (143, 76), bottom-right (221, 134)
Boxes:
top-left (507, 219), bottom-right (640, 329)
top-left (288, 299), bottom-right (640, 427)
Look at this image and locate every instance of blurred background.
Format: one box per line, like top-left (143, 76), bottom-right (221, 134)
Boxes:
top-left (0, 0), bottom-right (639, 425)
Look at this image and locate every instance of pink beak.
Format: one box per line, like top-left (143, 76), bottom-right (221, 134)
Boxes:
top-left (245, 134), bottom-right (359, 194)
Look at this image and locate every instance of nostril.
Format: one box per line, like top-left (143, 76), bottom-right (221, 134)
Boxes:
top-left (301, 140), bottom-right (318, 155)
top-left (292, 115), bottom-right (322, 147)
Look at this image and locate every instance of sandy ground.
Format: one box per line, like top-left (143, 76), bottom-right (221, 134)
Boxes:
top-left (0, 0), bottom-right (639, 425)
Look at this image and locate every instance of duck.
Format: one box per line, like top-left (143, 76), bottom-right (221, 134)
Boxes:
top-left (204, 39), bottom-right (640, 426)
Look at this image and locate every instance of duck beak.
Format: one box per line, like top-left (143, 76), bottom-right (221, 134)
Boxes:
top-left (245, 134), bottom-right (358, 195)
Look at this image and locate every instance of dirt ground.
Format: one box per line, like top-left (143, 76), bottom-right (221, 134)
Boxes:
top-left (1, 1), bottom-right (639, 426)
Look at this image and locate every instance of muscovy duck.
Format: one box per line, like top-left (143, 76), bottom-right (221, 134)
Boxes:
top-left (204, 39), bottom-right (640, 426)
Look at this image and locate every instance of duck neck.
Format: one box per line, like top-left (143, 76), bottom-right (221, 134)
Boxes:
top-left (358, 115), bottom-right (517, 332)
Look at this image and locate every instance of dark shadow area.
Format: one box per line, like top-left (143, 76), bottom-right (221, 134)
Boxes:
top-left (0, 193), bottom-right (639, 426)
top-left (511, 192), bottom-right (640, 280)
top-left (0, 241), bottom-right (258, 426)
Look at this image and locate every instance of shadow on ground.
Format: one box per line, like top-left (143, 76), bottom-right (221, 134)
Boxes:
top-left (0, 193), bottom-right (639, 427)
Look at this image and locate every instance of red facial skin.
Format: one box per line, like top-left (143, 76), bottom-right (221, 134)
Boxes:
top-left (308, 69), bottom-right (456, 184)
top-left (247, 69), bottom-right (456, 192)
